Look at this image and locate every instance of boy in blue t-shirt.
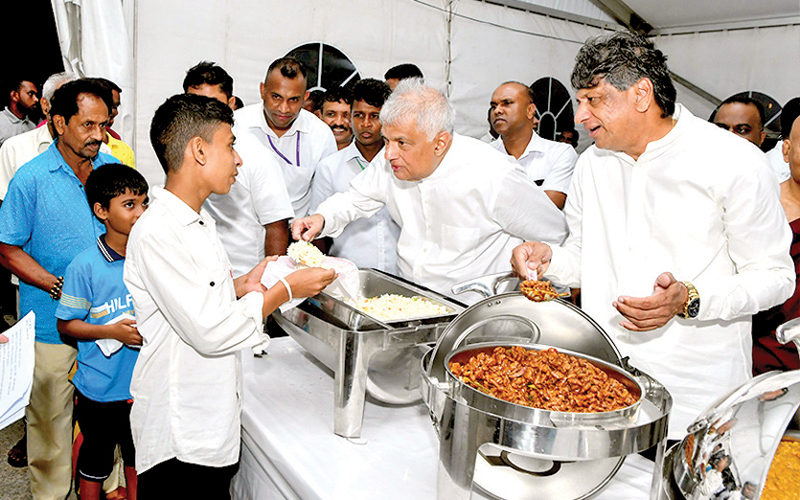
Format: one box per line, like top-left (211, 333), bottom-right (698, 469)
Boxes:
top-left (56, 163), bottom-right (148, 500)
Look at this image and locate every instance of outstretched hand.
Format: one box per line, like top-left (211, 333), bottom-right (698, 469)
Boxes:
top-left (510, 242), bottom-right (553, 280)
top-left (291, 214), bottom-right (325, 242)
top-left (613, 272), bottom-right (688, 332)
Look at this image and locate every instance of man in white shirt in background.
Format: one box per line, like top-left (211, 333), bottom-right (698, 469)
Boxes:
top-left (490, 81), bottom-right (577, 209)
top-left (125, 94), bottom-right (335, 498)
top-left (311, 78), bottom-right (401, 274)
top-left (320, 87), bottom-right (353, 151)
top-left (234, 57), bottom-right (337, 218)
top-left (184, 61), bottom-right (294, 268)
top-left (512, 32), bottom-right (794, 440)
top-left (294, 79), bottom-right (567, 304)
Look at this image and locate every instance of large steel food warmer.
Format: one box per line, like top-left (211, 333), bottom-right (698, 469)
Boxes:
top-left (272, 268), bottom-right (466, 438)
top-left (420, 291), bottom-right (673, 500)
top-left (655, 318), bottom-right (800, 499)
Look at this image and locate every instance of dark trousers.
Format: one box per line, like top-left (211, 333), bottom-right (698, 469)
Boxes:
top-left (137, 458), bottom-right (238, 500)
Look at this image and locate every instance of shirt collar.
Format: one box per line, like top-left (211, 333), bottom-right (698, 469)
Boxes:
top-left (45, 140), bottom-right (80, 173)
top-left (150, 185), bottom-right (208, 227)
top-left (343, 141), bottom-right (368, 163)
top-left (2, 107), bottom-right (28, 125)
top-left (96, 234), bottom-right (124, 262)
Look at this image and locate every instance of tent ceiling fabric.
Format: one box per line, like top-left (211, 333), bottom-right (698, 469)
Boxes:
top-left (128, 0), bottom-right (800, 184)
top-left (505, 0), bottom-right (800, 30)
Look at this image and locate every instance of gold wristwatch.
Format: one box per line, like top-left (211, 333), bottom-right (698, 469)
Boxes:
top-left (678, 281), bottom-right (700, 319)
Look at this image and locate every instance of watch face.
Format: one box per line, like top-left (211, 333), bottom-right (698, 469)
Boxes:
top-left (687, 299), bottom-right (700, 318)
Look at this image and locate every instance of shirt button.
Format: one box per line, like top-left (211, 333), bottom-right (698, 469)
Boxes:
top-left (210, 281), bottom-right (215, 286)
top-left (199, 220), bottom-right (205, 225)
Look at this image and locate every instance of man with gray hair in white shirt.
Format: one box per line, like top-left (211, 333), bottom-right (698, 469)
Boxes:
top-left (293, 78), bottom-right (567, 304)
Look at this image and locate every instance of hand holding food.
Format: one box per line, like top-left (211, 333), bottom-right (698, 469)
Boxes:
top-left (511, 241), bottom-right (553, 280)
top-left (285, 267), bottom-right (337, 298)
top-left (291, 214), bottom-right (325, 242)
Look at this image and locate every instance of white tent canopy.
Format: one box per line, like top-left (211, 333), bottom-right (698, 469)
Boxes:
top-left (50, 0), bottom-right (800, 186)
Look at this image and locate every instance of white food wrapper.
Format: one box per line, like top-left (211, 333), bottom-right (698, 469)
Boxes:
top-left (95, 313), bottom-right (137, 357)
top-left (261, 256), bottom-right (360, 313)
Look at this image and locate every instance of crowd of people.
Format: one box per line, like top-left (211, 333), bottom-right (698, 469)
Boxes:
top-left (0, 29), bottom-right (798, 499)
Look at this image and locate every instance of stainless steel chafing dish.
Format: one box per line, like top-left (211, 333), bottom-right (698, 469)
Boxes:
top-left (272, 268), bottom-right (466, 438)
top-left (655, 318), bottom-right (800, 499)
top-left (421, 292), bottom-right (672, 500)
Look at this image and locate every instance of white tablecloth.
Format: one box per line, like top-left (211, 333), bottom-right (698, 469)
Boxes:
top-left (231, 337), bottom-right (656, 499)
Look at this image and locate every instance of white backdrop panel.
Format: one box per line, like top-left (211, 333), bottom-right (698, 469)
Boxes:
top-left (134, 0), bottom-right (448, 185)
top-left (654, 25), bottom-right (800, 122)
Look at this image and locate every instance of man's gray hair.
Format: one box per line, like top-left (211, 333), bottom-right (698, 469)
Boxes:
top-left (380, 78), bottom-right (455, 140)
top-left (42, 72), bottom-right (78, 102)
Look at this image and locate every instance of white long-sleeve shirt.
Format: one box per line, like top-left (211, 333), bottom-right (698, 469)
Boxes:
top-left (545, 104), bottom-right (795, 438)
top-left (310, 142), bottom-right (400, 274)
top-left (316, 133), bottom-right (568, 304)
top-left (124, 186), bottom-right (267, 473)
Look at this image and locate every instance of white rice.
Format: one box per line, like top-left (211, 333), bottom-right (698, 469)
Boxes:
top-left (288, 241), bottom-right (325, 267)
top-left (357, 294), bottom-right (449, 321)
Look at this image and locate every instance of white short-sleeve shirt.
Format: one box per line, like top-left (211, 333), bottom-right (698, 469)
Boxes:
top-left (203, 133), bottom-right (294, 276)
top-left (491, 132), bottom-right (578, 194)
top-left (234, 105), bottom-right (337, 218)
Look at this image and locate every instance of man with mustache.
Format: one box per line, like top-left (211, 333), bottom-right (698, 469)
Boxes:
top-left (0, 78), bottom-right (117, 499)
top-left (320, 87), bottom-right (353, 151)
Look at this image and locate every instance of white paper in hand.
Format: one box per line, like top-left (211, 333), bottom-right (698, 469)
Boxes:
top-left (0, 312), bottom-right (35, 431)
top-left (95, 313), bottom-right (137, 357)
top-left (261, 256), bottom-right (359, 312)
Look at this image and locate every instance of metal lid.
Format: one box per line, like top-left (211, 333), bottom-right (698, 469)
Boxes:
top-left (663, 369), bottom-right (800, 499)
top-left (426, 292), bottom-right (622, 382)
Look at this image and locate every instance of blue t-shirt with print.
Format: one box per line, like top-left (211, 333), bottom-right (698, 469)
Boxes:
top-left (56, 235), bottom-right (138, 402)
top-left (0, 140), bottom-right (114, 344)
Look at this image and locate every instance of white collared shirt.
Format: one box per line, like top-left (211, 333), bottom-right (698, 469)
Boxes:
top-left (124, 186), bottom-right (267, 473)
top-left (204, 133), bottom-right (294, 276)
top-left (545, 104), bottom-right (795, 438)
top-left (315, 133), bottom-right (568, 304)
top-left (491, 132), bottom-right (578, 194)
top-left (311, 142), bottom-right (400, 274)
top-left (234, 105), bottom-right (337, 218)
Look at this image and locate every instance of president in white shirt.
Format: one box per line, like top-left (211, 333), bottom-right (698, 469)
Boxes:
top-left (293, 79), bottom-right (568, 304)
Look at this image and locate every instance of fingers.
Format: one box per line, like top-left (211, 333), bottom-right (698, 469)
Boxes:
top-left (290, 215), bottom-right (323, 242)
top-left (510, 242), bottom-right (551, 280)
top-left (0, 334), bottom-right (8, 344)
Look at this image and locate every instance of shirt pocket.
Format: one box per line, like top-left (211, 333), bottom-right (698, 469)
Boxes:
top-left (440, 224), bottom-right (481, 260)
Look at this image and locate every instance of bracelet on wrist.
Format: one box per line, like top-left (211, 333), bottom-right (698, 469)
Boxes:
top-left (49, 276), bottom-right (64, 300)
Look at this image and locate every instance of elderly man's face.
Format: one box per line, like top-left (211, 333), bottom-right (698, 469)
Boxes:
top-left (575, 78), bottom-right (640, 154)
top-left (382, 117), bottom-right (443, 181)
top-left (714, 102), bottom-right (765, 146)
top-left (54, 93), bottom-right (109, 160)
